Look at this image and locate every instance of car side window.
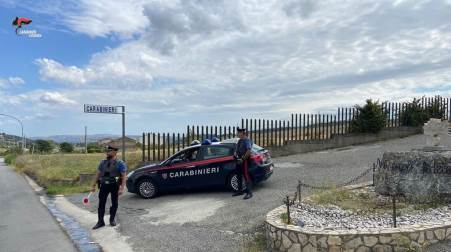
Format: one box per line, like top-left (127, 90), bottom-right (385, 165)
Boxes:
top-left (170, 148), bottom-right (199, 164)
top-left (202, 146), bottom-right (232, 160)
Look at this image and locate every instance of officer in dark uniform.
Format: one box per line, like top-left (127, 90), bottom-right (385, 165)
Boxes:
top-left (233, 127), bottom-right (253, 200)
top-left (91, 145), bottom-right (127, 229)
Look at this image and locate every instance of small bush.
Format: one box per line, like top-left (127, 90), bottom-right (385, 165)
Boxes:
top-left (350, 99), bottom-right (386, 133)
top-left (59, 142), bottom-right (74, 153)
top-left (34, 140), bottom-right (54, 153)
top-left (4, 153), bottom-right (17, 165)
top-left (280, 212), bottom-right (291, 224)
top-left (400, 98), bottom-right (429, 127)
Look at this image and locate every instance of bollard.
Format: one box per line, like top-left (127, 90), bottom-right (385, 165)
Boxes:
top-left (298, 180), bottom-right (302, 204)
top-left (372, 163), bottom-right (375, 186)
top-left (285, 195), bottom-right (291, 224)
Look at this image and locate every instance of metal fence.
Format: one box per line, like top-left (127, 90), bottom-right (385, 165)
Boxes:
top-left (141, 96), bottom-right (450, 162)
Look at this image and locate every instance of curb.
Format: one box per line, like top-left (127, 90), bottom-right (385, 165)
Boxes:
top-left (22, 174), bottom-right (103, 252)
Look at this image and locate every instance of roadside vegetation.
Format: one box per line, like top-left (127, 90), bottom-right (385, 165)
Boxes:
top-left (401, 96), bottom-right (446, 127)
top-left (350, 99), bottom-right (386, 134)
top-left (7, 149), bottom-right (143, 195)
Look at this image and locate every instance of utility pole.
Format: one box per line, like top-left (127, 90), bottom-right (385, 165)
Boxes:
top-left (121, 106), bottom-right (125, 162)
top-left (84, 126), bottom-right (87, 154)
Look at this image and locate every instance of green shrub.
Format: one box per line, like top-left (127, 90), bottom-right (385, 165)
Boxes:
top-left (350, 99), bottom-right (386, 133)
top-left (426, 95), bottom-right (446, 119)
top-left (400, 98), bottom-right (429, 127)
top-left (34, 140), bottom-right (54, 153)
top-left (59, 142), bottom-right (74, 153)
top-left (4, 153), bottom-right (17, 165)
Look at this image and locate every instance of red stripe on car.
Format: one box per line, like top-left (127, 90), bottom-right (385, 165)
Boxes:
top-left (156, 156), bottom-right (235, 171)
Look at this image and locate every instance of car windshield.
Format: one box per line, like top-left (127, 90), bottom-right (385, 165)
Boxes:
top-left (251, 144), bottom-right (265, 153)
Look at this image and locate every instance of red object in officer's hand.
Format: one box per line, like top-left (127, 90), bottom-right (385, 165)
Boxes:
top-left (82, 192), bottom-right (93, 205)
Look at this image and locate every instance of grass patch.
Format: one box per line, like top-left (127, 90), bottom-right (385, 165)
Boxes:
top-left (46, 183), bottom-right (92, 195)
top-left (308, 187), bottom-right (445, 215)
top-left (241, 232), bottom-right (266, 252)
top-left (4, 153), bottom-right (17, 165)
top-left (8, 151), bottom-right (143, 195)
top-left (280, 212), bottom-right (292, 224)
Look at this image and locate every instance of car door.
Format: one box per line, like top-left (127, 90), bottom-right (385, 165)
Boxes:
top-left (196, 145), bottom-right (235, 186)
top-left (160, 147), bottom-right (201, 188)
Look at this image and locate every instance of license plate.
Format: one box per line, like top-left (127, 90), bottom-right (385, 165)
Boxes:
top-left (269, 165), bottom-right (273, 172)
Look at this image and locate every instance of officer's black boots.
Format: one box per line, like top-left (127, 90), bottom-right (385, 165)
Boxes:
top-left (110, 219), bottom-right (117, 226)
top-left (243, 192), bottom-right (253, 200)
top-left (92, 222), bottom-right (105, 230)
top-left (232, 191), bottom-right (244, 196)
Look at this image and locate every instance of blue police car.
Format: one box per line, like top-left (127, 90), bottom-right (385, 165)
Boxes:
top-left (126, 138), bottom-right (274, 199)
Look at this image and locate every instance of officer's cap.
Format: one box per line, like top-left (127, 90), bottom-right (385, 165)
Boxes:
top-left (106, 145), bottom-right (119, 152)
top-left (237, 127), bottom-right (247, 132)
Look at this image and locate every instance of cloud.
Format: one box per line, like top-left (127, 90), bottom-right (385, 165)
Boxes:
top-left (35, 50), bottom-right (156, 88)
top-left (39, 92), bottom-right (77, 105)
top-left (282, 0), bottom-right (317, 18)
top-left (30, 0), bottom-right (451, 130)
top-left (64, 0), bottom-right (150, 38)
top-left (35, 58), bottom-right (92, 86)
top-left (0, 76), bottom-right (25, 88)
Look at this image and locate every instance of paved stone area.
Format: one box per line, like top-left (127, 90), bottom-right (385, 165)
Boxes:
top-left (66, 134), bottom-right (451, 252)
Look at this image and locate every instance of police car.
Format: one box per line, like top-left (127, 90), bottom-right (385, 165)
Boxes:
top-left (126, 138), bottom-right (274, 198)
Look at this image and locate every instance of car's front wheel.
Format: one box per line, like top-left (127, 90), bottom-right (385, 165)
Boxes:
top-left (137, 178), bottom-right (158, 199)
top-left (227, 172), bottom-right (247, 192)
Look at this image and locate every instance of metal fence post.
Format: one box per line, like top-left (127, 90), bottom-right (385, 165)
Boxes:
top-left (147, 133), bottom-right (150, 161)
top-left (142, 132), bottom-right (145, 162)
top-left (298, 180), bottom-right (302, 203)
top-left (153, 133), bottom-right (156, 161)
top-left (285, 195), bottom-right (291, 224)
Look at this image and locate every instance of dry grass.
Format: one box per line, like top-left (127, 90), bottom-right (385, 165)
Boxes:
top-left (308, 187), bottom-right (446, 215)
top-left (12, 151), bottom-right (144, 194)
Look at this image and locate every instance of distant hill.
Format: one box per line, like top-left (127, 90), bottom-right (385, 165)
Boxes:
top-left (29, 134), bottom-right (141, 144)
top-left (0, 133), bottom-right (33, 147)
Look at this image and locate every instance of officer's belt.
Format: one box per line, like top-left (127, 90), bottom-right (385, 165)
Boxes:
top-left (100, 176), bottom-right (120, 184)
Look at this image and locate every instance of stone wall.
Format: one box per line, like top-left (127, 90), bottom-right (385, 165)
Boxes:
top-left (266, 205), bottom-right (451, 252)
top-left (374, 151), bottom-right (451, 200)
top-left (268, 127), bottom-right (422, 158)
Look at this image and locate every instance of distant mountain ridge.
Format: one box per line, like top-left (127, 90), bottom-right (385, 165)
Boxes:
top-left (30, 134), bottom-right (141, 144)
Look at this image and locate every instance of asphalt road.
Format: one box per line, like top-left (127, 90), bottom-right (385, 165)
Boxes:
top-left (0, 158), bottom-right (78, 252)
top-left (67, 134), bottom-right (451, 252)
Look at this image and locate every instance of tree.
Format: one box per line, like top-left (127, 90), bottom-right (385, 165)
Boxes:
top-left (400, 98), bottom-right (429, 127)
top-left (350, 99), bottom-right (386, 134)
top-left (59, 142), bottom-right (74, 153)
top-left (34, 139), bottom-right (54, 153)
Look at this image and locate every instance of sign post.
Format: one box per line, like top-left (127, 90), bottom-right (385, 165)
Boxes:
top-left (84, 104), bottom-right (126, 162)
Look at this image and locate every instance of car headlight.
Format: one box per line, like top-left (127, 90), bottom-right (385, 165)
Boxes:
top-left (127, 170), bottom-right (135, 178)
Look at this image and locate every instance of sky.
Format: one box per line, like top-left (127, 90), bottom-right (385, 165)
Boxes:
top-left (0, 0), bottom-right (451, 137)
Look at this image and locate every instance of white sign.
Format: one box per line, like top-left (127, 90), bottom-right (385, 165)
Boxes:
top-left (84, 104), bottom-right (118, 114)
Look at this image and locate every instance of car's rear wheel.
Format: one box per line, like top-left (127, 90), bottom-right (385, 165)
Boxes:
top-left (227, 172), bottom-right (247, 192)
top-left (137, 178), bottom-right (158, 199)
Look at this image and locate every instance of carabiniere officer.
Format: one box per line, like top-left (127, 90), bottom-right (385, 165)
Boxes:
top-left (233, 127), bottom-right (253, 200)
top-left (91, 145), bottom-right (127, 229)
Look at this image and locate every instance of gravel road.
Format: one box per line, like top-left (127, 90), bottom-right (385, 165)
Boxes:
top-left (67, 134), bottom-right (451, 252)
